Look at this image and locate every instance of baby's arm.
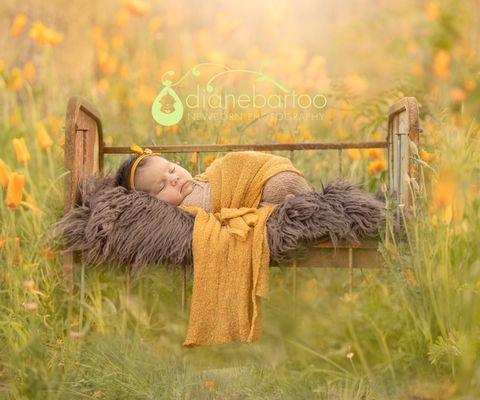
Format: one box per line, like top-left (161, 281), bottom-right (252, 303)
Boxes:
top-left (261, 172), bottom-right (314, 205)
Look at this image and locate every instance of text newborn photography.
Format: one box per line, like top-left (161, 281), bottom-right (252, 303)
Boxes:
top-left (1, 0), bottom-right (479, 399)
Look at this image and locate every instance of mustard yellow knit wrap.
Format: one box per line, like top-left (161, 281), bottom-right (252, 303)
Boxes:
top-left (177, 151), bottom-right (305, 347)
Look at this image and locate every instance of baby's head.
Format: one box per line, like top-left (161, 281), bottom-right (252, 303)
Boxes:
top-left (114, 154), bottom-right (194, 205)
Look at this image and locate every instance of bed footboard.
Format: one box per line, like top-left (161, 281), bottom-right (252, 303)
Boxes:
top-left (386, 96), bottom-right (421, 218)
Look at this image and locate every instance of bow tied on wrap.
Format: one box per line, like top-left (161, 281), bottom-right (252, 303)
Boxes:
top-left (214, 207), bottom-right (259, 241)
top-left (178, 151), bottom-right (306, 347)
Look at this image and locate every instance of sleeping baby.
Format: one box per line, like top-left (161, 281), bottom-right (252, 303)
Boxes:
top-left (114, 151), bottom-right (315, 211)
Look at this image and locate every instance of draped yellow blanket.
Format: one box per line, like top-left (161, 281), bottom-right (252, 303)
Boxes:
top-left (177, 151), bottom-right (305, 347)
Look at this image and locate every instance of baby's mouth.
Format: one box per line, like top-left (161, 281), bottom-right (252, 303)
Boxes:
top-left (180, 180), bottom-right (191, 192)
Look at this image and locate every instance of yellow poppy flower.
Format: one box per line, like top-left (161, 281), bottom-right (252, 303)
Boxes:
top-left (167, 124), bottom-right (179, 135)
top-left (7, 67), bottom-right (23, 91)
top-left (363, 148), bottom-right (382, 160)
top-left (12, 137), bottom-right (31, 164)
top-left (367, 157), bottom-right (386, 175)
top-left (99, 53), bottom-right (118, 76)
top-left (425, 1), bottom-right (440, 21)
top-left (154, 126), bottom-right (163, 138)
top-left (97, 78), bottom-right (110, 94)
top-left (204, 155), bottom-right (216, 167)
top-left (29, 20), bottom-right (63, 46)
top-left (274, 132), bottom-right (295, 144)
top-left (36, 122), bottom-right (53, 149)
top-left (5, 172), bottom-right (25, 209)
top-left (23, 61), bottom-right (36, 82)
top-left (45, 29), bottom-right (64, 46)
top-left (433, 50), bottom-right (450, 80)
top-left (347, 148), bottom-right (361, 160)
top-left (464, 78), bottom-right (476, 91)
top-left (419, 148), bottom-right (433, 162)
top-left (432, 169), bottom-right (457, 210)
top-left (119, 63), bottom-right (131, 79)
top-left (449, 87), bottom-right (466, 103)
top-left (120, 0), bottom-right (151, 16)
top-left (190, 152), bottom-right (198, 164)
top-left (10, 109), bottom-right (21, 126)
top-left (28, 20), bottom-right (49, 45)
top-left (148, 16), bottom-right (162, 36)
top-left (114, 9), bottom-right (130, 28)
top-left (111, 34), bottom-right (124, 50)
top-left (10, 13), bottom-right (29, 37)
top-left (0, 159), bottom-right (10, 187)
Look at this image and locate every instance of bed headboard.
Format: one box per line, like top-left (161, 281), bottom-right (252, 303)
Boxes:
top-left (64, 96), bottom-right (104, 213)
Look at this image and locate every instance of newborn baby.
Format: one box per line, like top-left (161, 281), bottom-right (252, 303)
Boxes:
top-left (115, 154), bottom-right (195, 205)
top-left (114, 152), bottom-right (314, 210)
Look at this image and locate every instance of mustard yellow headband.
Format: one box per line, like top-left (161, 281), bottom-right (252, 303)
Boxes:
top-left (129, 144), bottom-right (161, 190)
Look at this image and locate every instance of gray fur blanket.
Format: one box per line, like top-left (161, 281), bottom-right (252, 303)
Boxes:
top-left (52, 174), bottom-right (386, 275)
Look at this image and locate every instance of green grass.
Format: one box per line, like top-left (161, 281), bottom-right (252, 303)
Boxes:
top-left (1, 108), bottom-right (479, 398)
top-left (1, 0), bottom-right (480, 395)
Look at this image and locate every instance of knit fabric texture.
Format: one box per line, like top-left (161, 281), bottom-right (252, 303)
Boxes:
top-left (180, 171), bottom-right (315, 211)
top-left (177, 151), bottom-right (305, 347)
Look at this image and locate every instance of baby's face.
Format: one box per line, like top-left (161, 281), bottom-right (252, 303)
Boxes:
top-left (135, 155), bottom-right (194, 205)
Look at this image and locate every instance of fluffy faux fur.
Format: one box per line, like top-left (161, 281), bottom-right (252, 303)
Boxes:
top-left (51, 174), bottom-right (387, 276)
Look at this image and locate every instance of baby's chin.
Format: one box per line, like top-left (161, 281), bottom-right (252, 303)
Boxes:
top-left (182, 181), bottom-right (194, 197)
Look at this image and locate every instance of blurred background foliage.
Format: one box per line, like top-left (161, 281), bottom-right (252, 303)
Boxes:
top-left (1, 0), bottom-right (480, 398)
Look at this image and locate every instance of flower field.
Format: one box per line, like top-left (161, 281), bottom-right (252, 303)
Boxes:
top-left (0, 0), bottom-right (479, 398)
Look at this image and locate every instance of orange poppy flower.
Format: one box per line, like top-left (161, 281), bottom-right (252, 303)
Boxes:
top-left (29, 20), bottom-right (64, 46)
top-left (0, 159), bottom-right (10, 187)
top-left (23, 61), bottom-right (36, 81)
top-left (347, 148), bottom-right (361, 160)
top-left (120, 0), bottom-right (151, 16)
top-left (367, 157), bottom-right (386, 175)
top-left (7, 67), bottom-right (23, 91)
top-left (36, 122), bottom-right (53, 149)
top-left (10, 13), bottom-right (29, 37)
top-left (12, 137), bottom-right (31, 164)
top-left (190, 152), bottom-right (198, 164)
top-left (5, 172), bottom-right (25, 209)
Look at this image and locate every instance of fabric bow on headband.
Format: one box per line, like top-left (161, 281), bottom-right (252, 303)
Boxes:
top-left (129, 144), bottom-right (161, 190)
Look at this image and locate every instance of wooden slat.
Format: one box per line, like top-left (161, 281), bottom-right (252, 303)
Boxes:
top-left (102, 141), bottom-right (387, 154)
top-left (271, 245), bottom-right (383, 269)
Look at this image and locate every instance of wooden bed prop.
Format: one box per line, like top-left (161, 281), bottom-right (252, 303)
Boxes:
top-left (62, 96), bottom-right (421, 315)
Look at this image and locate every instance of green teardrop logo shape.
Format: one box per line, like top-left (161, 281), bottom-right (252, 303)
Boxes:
top-left (151, 85), bottom-right (184, 126)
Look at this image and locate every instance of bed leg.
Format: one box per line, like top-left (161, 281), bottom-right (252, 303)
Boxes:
top-left (182, 268), bottom-right (187, 320)
top-left (292, 259), bottom-right (298, 320)
top-left (348, 247), bottom-right (354, 295)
